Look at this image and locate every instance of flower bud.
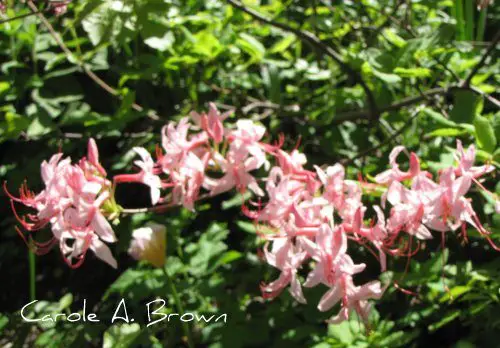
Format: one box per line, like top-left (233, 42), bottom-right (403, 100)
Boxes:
top-left (128, 223), bottom-right (167, 268)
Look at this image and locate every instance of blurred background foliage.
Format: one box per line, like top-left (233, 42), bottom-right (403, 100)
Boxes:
top-left (0, 0), bottom-right (499, 347)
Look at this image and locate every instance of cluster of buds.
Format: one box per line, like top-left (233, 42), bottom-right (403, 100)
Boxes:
top-left (5, 139), bottom-right (119, 268)
top-left (5, 103), bottom-right (499, 325)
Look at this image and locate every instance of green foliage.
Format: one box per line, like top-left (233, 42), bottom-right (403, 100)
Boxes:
top-left (0, 0), bottom-right (499, 347)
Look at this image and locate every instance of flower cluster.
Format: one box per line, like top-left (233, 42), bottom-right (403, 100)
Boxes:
top-left (114, 103), bottom-right (271, 211)
top-left (249, 140), bottom-right (499, 323)
top-left (5, 139), bottom-right (118, 268)
top-left (6, 102), bottom-right (499, 325)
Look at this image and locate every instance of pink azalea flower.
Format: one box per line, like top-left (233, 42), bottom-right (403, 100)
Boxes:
top-left (171, 152), bottom-right (210, 210)
top-left (5, 139), bottom-right (118, 268)
top-left (425, 168), bottom-right (482, 233)
top-left (386, 181), bottom-right (433, 239)
top-left (204, 148), bottom-right (264, 196)
top-left (351, 206), bottom-right (388, 271)
top-left (375, 146), bottom-right (421, 184)
top-left (260, 238), bottom-right (307, 303)
top-left (113, 147), bottom-right (162, 205)
top-left (322, 277), bottom-right (383, 324)
top-left (275, 150), bottom-right (318, 192)
top-left (190, 102), bottom-right (231, 144)
top-left (159, 117), bottom-right (208, 173)
top-left (315, 164), bottom-right (346, 209)
top-left (299, 224), bottom-right (350, 287)
top-left (454, 140), bottom-right (494, 178)
top-left (87, 138), bottom-right (107, 176)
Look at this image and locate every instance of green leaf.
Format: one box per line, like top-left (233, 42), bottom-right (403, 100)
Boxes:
top-left (188, 223), bottom-right (231, 276)
top-left (449, 90), bottom-right (480, 124)
top-left (58, 293), bottom-right (73, 311)
top-left (103, 323), bottom-right (141, 348)
top-left (81, 2), bottom-right (120, 46)
top-left (193, 31), bottom-right (222, 58)
top-left (428, 310), bottom-right (460, 332)
top-left (383, 28), bottom-right (407, 48)
top-left (236, 33), bottom-right (266, 62)
top-left (269, 35), bottom-right (296, 54)
top-left (423, 108), bottom-right (458, 128)
top-left (439, 285), bottom-right (471, 303)
top-left (144, 31), bottom-right (175, 52)
top-left (0, 314), bottom-right (9, 333)
top-left (427, 128), bottom-right (466, 137)
top-left (207, 250), bottom-right (242, 273)
top-left (372, 67), bottom-right (401, 84)
top-left (474, 115), bottom-right (497, 153)
top-left (394, 67), bottom-right (431, 78)
top-left (222, 191), bottom-right (251, 210)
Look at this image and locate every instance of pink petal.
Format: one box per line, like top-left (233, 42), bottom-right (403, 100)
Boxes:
top-left (90, 238), bottom-right (117, 268)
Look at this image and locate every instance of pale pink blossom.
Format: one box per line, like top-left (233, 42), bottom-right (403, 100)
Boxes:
top-left (386, 181), bottom-right (433, 239)
top-left (205, 148), bottom-right (264, 196)
top-left (5, 139), bottom-right (117, 268)
top-left (455, 140), bottom-right (494, 178)
top-left (171, 152), bottom-right (210, 210)
top-left (132, 147), bottom-right (162, 205)
top-left (129, 223), bottom-right (167, 268)
top-left (261, 238), bottom-right (307, 303)
top-left (190, 103), bottom-right (231, 143)
top-left (375, 146), bottom-right (420, 184)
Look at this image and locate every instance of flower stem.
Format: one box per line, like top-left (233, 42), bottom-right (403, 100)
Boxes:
top-left (162, 267), bottom-right (194, 348)
top-left (28, 248), bottom-right (36, 302)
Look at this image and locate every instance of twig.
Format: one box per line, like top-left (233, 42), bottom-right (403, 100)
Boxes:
top-left (0, 9), bottom-right (45, 24)
top-left (342, 105), bottom-right (425, 165)
top-left (241, 100), bottom-right (300, 114)
top-left (463, 29), bottom-right (500, 87)
top-left (469, 85), bottom-right (500, 108)
top-left (333, 87), bottom-right (447, 123)
top-left (120, 193), bottom-right (213, 215)
top-left (26, 1), bottom-right (161, 121)
top-left (226, 0), bottom-right (379, 120)
top-left (334, 84), bottom-right (500, 123)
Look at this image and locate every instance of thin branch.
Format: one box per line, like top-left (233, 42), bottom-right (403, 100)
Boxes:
top-left (120, 193), bottom-right (213, 215)
top-left (26, 0), bottom-right (161, 121)
top-left (463, 29), bottom-right (500, 86)
top-left (333, 84), bottom-right (500, 123)
top-left (469, 85), bottom-right (500, 109)
top-left (333, 87), bottom-right (447, 123)
top-left (0, 10), bottom-right (45, 24)
top-left (226, 0), bottom-right (379, 119)
top-left (342, 105), bottom-right (425, 165)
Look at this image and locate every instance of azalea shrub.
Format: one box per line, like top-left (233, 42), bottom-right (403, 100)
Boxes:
top-left (0, 0), bottom-right (499, 347)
